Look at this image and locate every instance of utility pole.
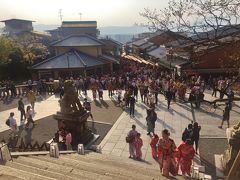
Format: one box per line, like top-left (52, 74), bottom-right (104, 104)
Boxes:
top-left (59, 9), bottom-right (63, 24)
top-left (78, 13), bottom-right (82, 21)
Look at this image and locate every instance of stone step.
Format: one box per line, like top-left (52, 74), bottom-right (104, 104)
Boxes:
top-left (67, 153), bottom-right (161, 177)
top-left (84, 152), bottom-right (158, 169)
top-left (0, 165), bottom-right (56, 180)
top-left (0, 174), bottom-right (26, 180)
top-left (32, 154), bottom-right (157, 180)
top-left (5, 160), bottom-right (78, 180)
top-left (12, 156), bottom-right (91, 180)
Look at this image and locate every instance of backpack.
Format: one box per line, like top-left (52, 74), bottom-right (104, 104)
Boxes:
top-left (5, 119), bottom-right (10, 126)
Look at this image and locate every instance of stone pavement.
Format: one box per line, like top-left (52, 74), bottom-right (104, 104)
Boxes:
top-left (0, 91), bottom-right (120, 133)
top-left (1, 89), bottom-right (239, 169)
top-left (100, 95), bottom-right (193, 169)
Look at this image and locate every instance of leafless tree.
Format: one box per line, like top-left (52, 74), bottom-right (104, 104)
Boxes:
top-left (141, 0), bottom-right (240, 95)
top-left (141, 0), bottom-right (240, 44)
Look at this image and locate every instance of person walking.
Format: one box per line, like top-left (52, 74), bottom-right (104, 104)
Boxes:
top-left (157, 129), bottom-right (177, 177)
top-left (165, 88), bottom-right (172, 109)
top-left (146, 107), bottom-right (157, 135)
top-left (126, 125), bottom-right (138, 159)
top-left (27, 90), bottom-right (36, 112)
top-left (8, 112), bottom-right (18, 137)
top-left (150, 134), bottom-right (159, 161)
top-left (192, 122), bottom-right (201, 154)
top-left (176, 139), bottom-right (195, 178)
top-left (219, 102), bottom-right (231, 128)
top-left (18, 97), bottom-right (26, 123)
top-left (182, 124), bottom-right (193, 142)
top-left (25, 105), bottom-right (35, 129)
top-left (134, 133), bottom-right (143, 160)
top-left (129, 95), bottom-right (136, 117)
top-left (133, 84), bottom-right (138, 102)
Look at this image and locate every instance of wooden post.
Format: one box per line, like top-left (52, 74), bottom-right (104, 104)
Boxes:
top-left (227, 150), bottom-right (240, 180)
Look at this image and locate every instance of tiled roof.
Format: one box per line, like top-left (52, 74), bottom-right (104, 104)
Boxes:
top-left (139, 42), bottom-right (154, 50)
top-left (147, 46), bottom-right (166, 59)
top-left (132, 38), bottom-right (149, 47)
top-left (51, 35), bottom-right (104, 47)
top-left (100, 38), bottom-right (123, 47)
top-left (32, 50), bottom-right (110, 70)
top-left (62, 21), bottom-right (97, 25)
top-left (0, 18), bottom-right (35, 22)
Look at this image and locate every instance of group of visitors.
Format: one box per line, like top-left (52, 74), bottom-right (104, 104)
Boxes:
top-left (54, 122), bottom-right (72, 151)
top-left (127, 123), bottom-right (201, 178)
top-left (5, 89), bottom-right (37, 137)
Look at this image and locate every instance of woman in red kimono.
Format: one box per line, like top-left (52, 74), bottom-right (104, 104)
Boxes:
top-left (177, 139), bottom-right (195, 177)
top-left (134, 133), bottom-right (143, 160)
top-left (150, 134), bottom-right (159, 161)
top-left (157, 129), bottom-right (177, 177)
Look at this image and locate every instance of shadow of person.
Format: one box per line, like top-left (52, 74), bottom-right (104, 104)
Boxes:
top-left (100, 100), bottom-right (109, 109)
top-left (24, 126), bottom-right (34, 144)
top-left (94, 99), bottom-right (102, 108)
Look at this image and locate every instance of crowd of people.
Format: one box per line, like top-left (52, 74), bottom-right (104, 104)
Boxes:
top-left (1, 58), bottom-right (238, 178)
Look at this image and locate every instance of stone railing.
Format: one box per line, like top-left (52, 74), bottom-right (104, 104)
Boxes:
top-left (0, 82), bottom-right (55, 99)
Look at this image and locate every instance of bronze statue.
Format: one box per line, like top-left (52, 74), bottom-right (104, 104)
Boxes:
top-left (60, 80), bottom-right (82, 113)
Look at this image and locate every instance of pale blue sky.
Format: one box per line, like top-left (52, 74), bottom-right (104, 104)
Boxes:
top-left (0, 0), bottom-right (169, 26)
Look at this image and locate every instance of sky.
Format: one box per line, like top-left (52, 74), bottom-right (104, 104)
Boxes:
top-left (0, 0), bottom-right (169, 27)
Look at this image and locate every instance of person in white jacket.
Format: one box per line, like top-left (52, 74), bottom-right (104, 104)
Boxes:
top-left (9, 112), bottom-right (18, 137)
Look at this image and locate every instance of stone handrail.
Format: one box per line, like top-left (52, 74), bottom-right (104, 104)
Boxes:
top-left (0, 82), bottom-right (55, 98)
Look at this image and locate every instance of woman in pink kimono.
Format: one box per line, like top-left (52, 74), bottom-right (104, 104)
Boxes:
top-left (127, 125), bottom-right (138, 159)
top-left (134, 133), bottom-right (143, 160)
top-left (157, 129), bottom-right (177, 177)
top-left (177, 139), bottom-right (195, 177)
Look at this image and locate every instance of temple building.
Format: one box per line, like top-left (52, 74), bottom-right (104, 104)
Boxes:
top-left (31, 34), bottom-right (120, 79)
top-left (48, 21), bottom-right (99, 41)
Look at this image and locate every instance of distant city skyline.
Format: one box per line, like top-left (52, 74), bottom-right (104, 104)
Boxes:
top-left (0, 0), bottom-right (169, 27)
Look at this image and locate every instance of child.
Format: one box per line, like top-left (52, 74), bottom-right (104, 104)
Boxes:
top-left (65, 129), bottom-right (72, 150)
top-left (134, 133), bottom-right (143, 160)
top-left (150, 134), bottom-right (159, 160)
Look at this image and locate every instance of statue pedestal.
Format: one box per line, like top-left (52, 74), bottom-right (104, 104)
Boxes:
top-left (53, 109), bottom-right (93, 149)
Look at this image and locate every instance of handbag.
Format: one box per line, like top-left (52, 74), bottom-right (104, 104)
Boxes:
top-left (126, 136), bottom-right (133, 143)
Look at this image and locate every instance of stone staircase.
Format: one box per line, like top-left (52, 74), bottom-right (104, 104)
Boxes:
top-left (0, 152), bottom-right (187, 180)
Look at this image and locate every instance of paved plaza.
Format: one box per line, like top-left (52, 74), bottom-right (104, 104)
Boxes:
top-left (0, 90), bottom-right (239, 172)
top-left (100, 94), bottom-right (193, 169)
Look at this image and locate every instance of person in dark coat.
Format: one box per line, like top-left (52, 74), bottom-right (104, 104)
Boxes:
top-left (182, 124), bottom-right (193, 142)
top-left (165, 88), bottom-right (172, 109)
top-left (18, 97), bottom-right (26, 122)
top-left (192, 122), bottom-right (201, 154)
top-left (129, 95), bottom-right (136, 117)
top-left (146, 107), bottom-right (157, 135)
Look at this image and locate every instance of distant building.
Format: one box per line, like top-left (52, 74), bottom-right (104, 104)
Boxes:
top-left (48, 21), bottom-right (99, 41)
top-left (100, 37), bottom-right (123, 57)
top-left (0, 19), bottom-right (34, 35)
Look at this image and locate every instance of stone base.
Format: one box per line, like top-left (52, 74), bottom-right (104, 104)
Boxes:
top-left (53, 110), bottom-right (93, 149)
